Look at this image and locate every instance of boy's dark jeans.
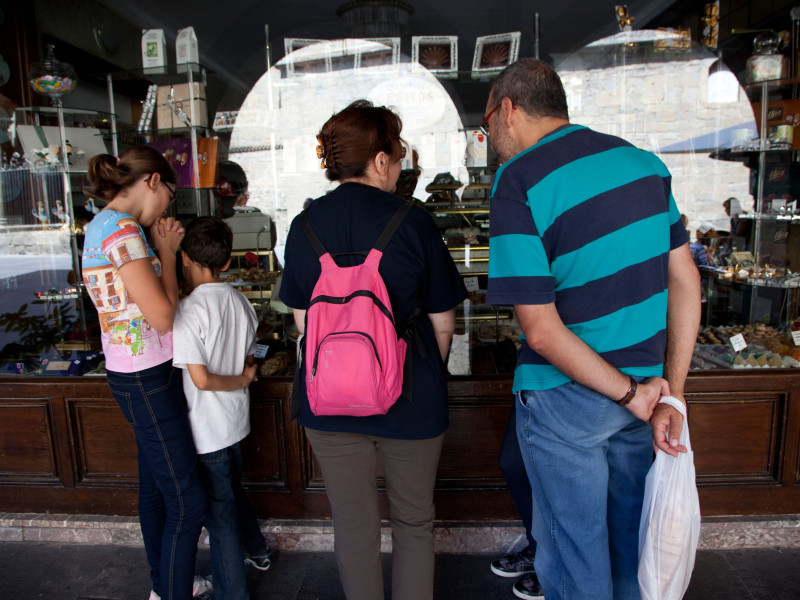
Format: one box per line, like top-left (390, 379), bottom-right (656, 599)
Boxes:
top-left (199, 442), bottom-right (269, 600)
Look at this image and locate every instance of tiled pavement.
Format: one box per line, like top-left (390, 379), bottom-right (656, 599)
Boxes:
top-left (2, 541), bottom-right (800, 599)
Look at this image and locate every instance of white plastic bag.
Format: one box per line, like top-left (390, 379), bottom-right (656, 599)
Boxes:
top-left (638, 396), bottom-right (701, 600)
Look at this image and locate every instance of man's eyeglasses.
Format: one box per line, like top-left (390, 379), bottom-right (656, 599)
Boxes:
top-left (479, 102), bottom-right (502, 136)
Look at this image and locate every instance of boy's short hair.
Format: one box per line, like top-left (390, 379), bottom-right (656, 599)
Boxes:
top-left (181, 216), bottom-right (233, 270)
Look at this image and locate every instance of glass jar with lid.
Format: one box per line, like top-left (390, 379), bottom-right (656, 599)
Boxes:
top-left (746, 31), bottom-right (785, 83)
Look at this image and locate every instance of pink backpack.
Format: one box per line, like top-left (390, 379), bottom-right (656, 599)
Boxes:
top-left (300, 202), bottom-right (413, 416)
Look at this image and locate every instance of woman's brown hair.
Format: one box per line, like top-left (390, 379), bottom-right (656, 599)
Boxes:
top-left (316, 99), bottom-right (404, 182)
top-left (86, 145), bottom-right (177, 204)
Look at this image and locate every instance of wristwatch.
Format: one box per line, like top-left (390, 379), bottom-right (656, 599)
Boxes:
top-left (616, 376), bottom-right (637, 407)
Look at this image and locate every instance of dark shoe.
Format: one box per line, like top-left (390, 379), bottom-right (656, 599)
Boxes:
top-left (513, 573), bottom-right (544, 600)
top-left (244, 549), bottom-right (274, 571)
top-left (490, 547), bottom-right (536, 577)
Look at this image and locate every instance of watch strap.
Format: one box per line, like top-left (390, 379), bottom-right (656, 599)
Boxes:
top-left (617, 375), bottom-right (637, 407)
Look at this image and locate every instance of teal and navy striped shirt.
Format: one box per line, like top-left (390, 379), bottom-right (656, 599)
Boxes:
top-left (487, 124), bottom-right (688, 392)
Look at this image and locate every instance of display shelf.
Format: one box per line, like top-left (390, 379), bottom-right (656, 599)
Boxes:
top-left (743, 75), bottom-right (800, 89)
top-left (102, 63), bottom-right (211, 220)
top-left (710, 148), bottom-right (793, 162)
top-left (736, 213), bottom-right (800, 221)
top-left (699, 75), bottom-right (800, 340)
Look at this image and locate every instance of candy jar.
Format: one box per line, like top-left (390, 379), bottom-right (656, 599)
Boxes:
top-left (745, 31), bottom-right (785, 83)
top-left (28, 44), bottom-right (77, 106)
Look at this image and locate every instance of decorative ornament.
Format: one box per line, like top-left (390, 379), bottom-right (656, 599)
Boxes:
top-left (420, 45), bottom-right (450, 68)
top-left (615, 5), bottom-right (634, 31)
top-left (481, 43), bottom-right (510, 68)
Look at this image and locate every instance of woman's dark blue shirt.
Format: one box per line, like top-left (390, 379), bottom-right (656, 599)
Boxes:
top-left (280, 182), bottom-right (467, 439)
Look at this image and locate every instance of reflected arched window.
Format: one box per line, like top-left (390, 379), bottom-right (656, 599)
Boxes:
top-left (707, 59), bottom-right (740, 104)
top-left (228, 39), bottom-right (468, 261)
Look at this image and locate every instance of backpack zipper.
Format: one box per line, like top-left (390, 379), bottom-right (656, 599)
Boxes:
top-left (310, 331), bottom-right (382, 380)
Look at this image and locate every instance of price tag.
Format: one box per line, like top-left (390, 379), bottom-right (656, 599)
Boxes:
top-left (45, 361), bottom-right (72, 371)
top-left (254, 344), bottom-right (269, 359)
top-left (792, 331), bottom-right (800, 346)
top-left (730, 333), bottom-right (747, 352)
top-left (464, 276), bottom-right (479, 293)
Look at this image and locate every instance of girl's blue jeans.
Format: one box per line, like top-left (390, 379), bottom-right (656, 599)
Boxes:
top-left (107, 361), bottom-right (207, 600)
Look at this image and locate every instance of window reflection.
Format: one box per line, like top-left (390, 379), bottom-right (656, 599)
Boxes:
top-left (229, 39), bottom-right (468, 264)
top-left (556, 33), bottom-right (755, 236)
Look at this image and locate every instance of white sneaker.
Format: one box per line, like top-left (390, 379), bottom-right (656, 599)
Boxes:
top-left (148, 575), bottom-right (211, 599)
top-left (192, 575), bottom-right (213, 597)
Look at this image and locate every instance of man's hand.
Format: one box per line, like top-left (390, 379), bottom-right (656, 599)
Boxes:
top-left (625, 376), bottom-right (670, 422)
top-left (650, 400), bottom-right (688, 457)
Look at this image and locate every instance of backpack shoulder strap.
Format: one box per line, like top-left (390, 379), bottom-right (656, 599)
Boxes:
top-left (300, 210), bottom-right (328, 258)
top-left (373, 201), bottom-right (414, 253)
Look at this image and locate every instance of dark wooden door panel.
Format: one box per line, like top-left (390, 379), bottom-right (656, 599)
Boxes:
top-left (690, 395), bottom-right (783, 485)
top-left (68, 400), bottom-right (138, 485)
top-left (0, 401), bottom-right (59, 483)
top-left (2, 372), bottom-right (800, 518)
top-left (437, 402), bottom-right (510, 486)
top-left (242, 401), bottom-right (287, 488)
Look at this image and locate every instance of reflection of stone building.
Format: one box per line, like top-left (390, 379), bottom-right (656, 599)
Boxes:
top-left (230, 41), bottom-right (468, 256)
top-left (558, 51), bottom-right (754, 233)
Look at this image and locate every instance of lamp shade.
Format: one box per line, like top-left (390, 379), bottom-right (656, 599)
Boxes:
top-left (336, 0), bottom-right (414, 37)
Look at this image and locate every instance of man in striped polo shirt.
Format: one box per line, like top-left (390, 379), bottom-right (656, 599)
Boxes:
top-left (485, 58), bottom-right (700, 600)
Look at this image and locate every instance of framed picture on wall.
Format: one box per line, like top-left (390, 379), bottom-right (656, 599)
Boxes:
top-left (358, 37), bottom-right (400, 68)
top-left (283, 38), bottom-right (331, 76)
top-left (471, 31), bottom-right (520, 79)
top-left (412, 36), bottom-right (458, 79)
top-left (284, 38), bottom-right (326, 55)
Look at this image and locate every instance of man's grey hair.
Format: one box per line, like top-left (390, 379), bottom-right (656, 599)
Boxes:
top-left (490, 58), bottom-right (569, 121)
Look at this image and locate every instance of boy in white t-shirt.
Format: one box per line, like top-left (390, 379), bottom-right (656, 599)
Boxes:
top-left (172, 217), bottom-right (274, 600)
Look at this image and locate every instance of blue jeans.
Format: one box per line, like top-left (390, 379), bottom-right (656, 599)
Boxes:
top-left (107, 361), bottom-right (207, 600)
top-left (516, 381), bottom-right (653, 600)
top-left (199, 442), bottom-right (268, 600)
top-left (498, 403), bottom-right (537, 551)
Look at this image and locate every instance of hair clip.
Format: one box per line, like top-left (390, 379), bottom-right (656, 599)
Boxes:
top-left (315, 134), bottom-right (327, 169)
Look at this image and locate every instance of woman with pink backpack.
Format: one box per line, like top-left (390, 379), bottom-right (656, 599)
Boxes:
top-left (280, 100), bottom-right (467, 600)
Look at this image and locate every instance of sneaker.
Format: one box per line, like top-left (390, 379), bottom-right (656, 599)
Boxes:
top-left (192, 575), bottom-right (213, 597)
top-left (513, 573), bottom-right (544, 600)
top-left (490, 547), bottom-right (536, 577)
top-left (244, 549), bottom-right (274, 571)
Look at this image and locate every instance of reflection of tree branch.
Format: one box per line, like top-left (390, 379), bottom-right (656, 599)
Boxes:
top-left (0, 302), bottom-right (74, 357)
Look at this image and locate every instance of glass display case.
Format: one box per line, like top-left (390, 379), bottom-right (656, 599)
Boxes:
top-left (0, 66), bottom-right (287, 377)
top-left (421, 165), bottom-right (521, 375)
top-left (8, 32), bottom-right (800, 376)
top-left (5, 2), bottom-right (800, 525)
top-left (694, 76), bottom-right (800, 370)
top-left (1, 106), bottom-right (112, 376)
